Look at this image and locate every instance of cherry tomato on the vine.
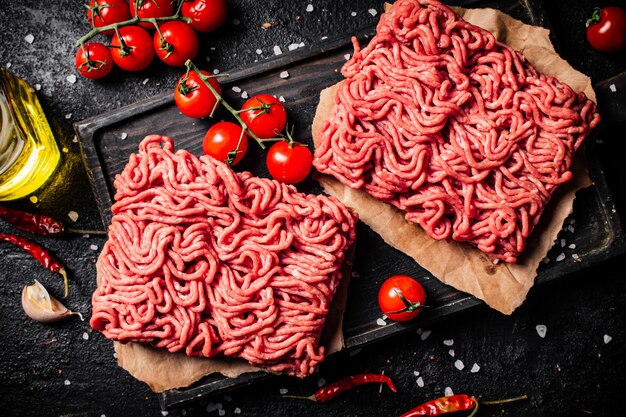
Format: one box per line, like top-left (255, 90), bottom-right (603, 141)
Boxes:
top-left (153, 21), bottom-right (198, 66)
top-left (586, 6), bottom-right (626, 53)
top-left (75, 42), bottom-right (114, 79)
top-left (378, 275), bottom-right (426, 322)
top-left (240, 94), bottom-right (287, 139)
top-left (130, 0), bottom-right (175, 29)
top-left (86, 0), bottom-right (131, 35)
top-left (266, 141), bottom-right (313, 184)
top-left (110, 25), bottom-right (155, 72)
top-left (203, 122), bottom-right (249, 166)
top-left (181, 0), bottom-right (228, 32)
top-left (174, 70), bottom-right (221, 118)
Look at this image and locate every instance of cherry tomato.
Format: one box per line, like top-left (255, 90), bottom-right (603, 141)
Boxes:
top-left (153, 21), bottom-right (198, 66)
top-left (75, 43), bottom-right (114, 80)
top-left (130, 0), bottom-right (175, 29)
top-left (240, 94), bottom-right (287, 139)
top-left (203, 122), bottom-right (249, 165)
top-left (110, 26), bottom-right (155, 72)
top-left (174, 70), bottom-right (221, 118)
top-left (86, 0), bottom-right (131, 35)
top-left (181, 0), bottom-right (228, 32)
top-left (266, 141), bottom-right (313, 184)
top-left (378, 275), bottom-right (426, 322)
top-left (586, 6), bottom-right (626, 53)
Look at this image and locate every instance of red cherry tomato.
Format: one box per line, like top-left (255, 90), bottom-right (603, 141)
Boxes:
top-left (130, 0), bottom-right (175, 29)
top-left (86, 0), bottom-right (131, 35)
top-left (181, 0), bottom-right (228, 32)
top-left (378, 275), bottom-right (426, 322)
top-left (266, 141), bottom-right (313, 184)
top-left (75, 43), bottom-right (114, 80)
top-left (153, 21), bottom-right (198, 66)
top-left (586, 6), bottom-right (626, 53)
top-left (174, 70), bottom-right (221, 118)
top-left (240, 94), bottom-right (287, 139)
top-left (110, 26), bottom-right (155, 72)
top-left (203, 122), bottom-right (249, 166)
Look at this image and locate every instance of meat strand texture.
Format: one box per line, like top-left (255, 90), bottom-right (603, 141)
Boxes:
top-left (313, 0), bottom-right (600, 263)
top-left (91, 135), bottom-right (357, 378)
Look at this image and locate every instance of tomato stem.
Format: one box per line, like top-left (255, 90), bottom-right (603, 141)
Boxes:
top-left (586, 7), bottom-right (602, 27)
top-left (385, 289), bottom-right (424, 315)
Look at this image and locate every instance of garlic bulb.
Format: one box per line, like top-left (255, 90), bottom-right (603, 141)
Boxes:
top-left (21, 280), bottom-right (83, 323)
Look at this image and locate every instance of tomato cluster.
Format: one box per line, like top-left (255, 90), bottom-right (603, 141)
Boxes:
top-left (75, 0), bottom-right (227, 79)
top-left (174, 71), bottom-right (314, 184)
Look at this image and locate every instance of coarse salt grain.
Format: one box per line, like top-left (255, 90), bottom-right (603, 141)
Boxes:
top-left (376, 318), bottom-right (387, 326)
top-left (420, 330), bottom-right (432, 340)
top-left (299, 42), bottom-right (305, 47)
top-left (232, 86), bottom-right (242, 93)
top-left (66, 74), bottom-right (77, 84)
top-left (306, 4), bottom-right (314, 12)
top-left (121, 132), bottom-right (128, 140)
top-left (279, 388), bottom-right (288, 394)
top-left (454, 360), bottom-right (464, 370)
top-left (65, 113), bottom-right (72, 119)
top-left (344, 53), bottom-right (351, 60)
top-left (368, 8), bottom-right (378, 16)
top-left (273, 45), bottom-right (283, 55)
top-left (82, 332), bottom-right (89, 340)
top-left (6, 62), bottom-right (11, 68)
top-left (35, 84), bottom-right (41, 91)
top-left (536, 324), bottom-right (547, 338)
top-left (321, 36), bottom-right (328, 40)
top-left (241, 91), bottom-right (249, 99)
top-left (443, 339), bottom-right (454, 346)
top-left (161, 412), bottom-right (168, 417)
top-left (609, 84), bottom-right (617, 93)
top-left (113, 352), bottom-right (118, 359)
top-left (25, 34), bottom-right (34, 44)
top-left (64, 380), bottom-right (71, 386)
top-left (572, 254), bottom-right (579, 260)
top-left (142, 78), bottom-right (149, 85)
top-left (90, 244), bottom-right (99, 251)
top-left (603, 334), bottom-right (612, 344)
top-left (444, 387), bottom-right (454, 396)
top-left (556, 253), bottom-right (566, 262)
top-left (278, 96), bottom-right (285, 102)
top-left (569, 243), bottom-right (576, 249)
top-left (560, 238), bottom-right (566, 247)
top-left (413, 370), bottom-right (419, 376)
top-left (280, 71), bottom-right (290, 79)
top-left (234, 409), bottom-right (241, 414)
top-left (448, 349), bottom-right (455, 357)
top-left (218, 410), bottom-right (225, 416)
top-left (288, 43), bottom-right (299, 51)
top-left (256, 49), bottom-right (263, 55)
top-left (317, 378), bottom-right (326, 387)
top-left (351, 11), bottom-right (357, 16)
top-left (416, 376), bottom-right (424, 387)
top-left (67, 211), bottom-right (79, 222)
top-left (568, 225), bottom-right (575, 233)
top-left (470, 363), bottom-right (480, 373)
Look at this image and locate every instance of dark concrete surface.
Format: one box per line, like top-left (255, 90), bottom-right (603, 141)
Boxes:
top-left (1, 1), bottom-right (625, 416)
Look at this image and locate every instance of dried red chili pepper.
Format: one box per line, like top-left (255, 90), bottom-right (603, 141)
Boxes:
top-left (284, 373), bottom-right (397, 403)
top-left (399, 394), bottom-right (528, 417)
top-left (0, 206), bottom-right (106, 237)
top-left (0, 233), bottom-right (69, 297)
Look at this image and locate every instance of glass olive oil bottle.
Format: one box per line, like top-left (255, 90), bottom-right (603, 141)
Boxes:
top-left (0, 68), bottom-right (60, 201)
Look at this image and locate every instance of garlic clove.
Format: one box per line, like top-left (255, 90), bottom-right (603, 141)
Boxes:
top-left (22, 280), bottom-right (83, 323)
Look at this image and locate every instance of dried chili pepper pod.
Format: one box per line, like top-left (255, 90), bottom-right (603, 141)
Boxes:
top-left (0, 233), bottom-right (69, 297)
top-left (284, 373), bottom-right (397, 403)
top-left (398, 393), bottom-right (528, 417)
top-left (0, 205), bottom-right (105, 237)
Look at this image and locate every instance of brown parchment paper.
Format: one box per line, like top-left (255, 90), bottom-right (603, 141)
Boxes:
top-left (101, 233), bottom-right (354, 393)
top-left (312, 5), bottom-right (596, 315)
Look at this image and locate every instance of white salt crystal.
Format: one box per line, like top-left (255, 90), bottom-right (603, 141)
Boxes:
top-left (213, 69), bottom-right (220, 74)
top-left (454, 360), bottom-right (464, 370)
top-left (256, 49), bottom-right (263, 55)
top-left (443, 339), bottom-right (454, 346)
top-left (470, 363), bottom-right (480, 373)
top-left (351, 11), bottom-right (357, 16)
top-left (90, 244), bottom-right (99, 251)
top-left (273, 45), bottom-right (283, 55)
top-left (306, 4), bottom-right (314, 12)
top-left (241, 91), bottom-right (249, 99)
top-left (64, 380), bottom-right (71, 386)
top-left (317, 378), bottom-right (326, 387)
top-left (234, 409), bottom-right (241, 415)
top-left (279, 71), bottom-right (290, 79)
top-left (603, 334), bottom-right (612, 344)
top-left (278, 96), bottom-right (285, 102)
top-left (65, 113), bottom-right (72, 119)
top-left (25, 34), bottom-right (34, 44)
top-left (416, 376), bottom-right (424, 387)
top-left (609, 84), bottom-right (617, 93)
top-left (82, 332), bottom-right (89, 340)
top-left (161, 412), bottom-right (168, 417)
top-left (572, 254), bottom-right (580, 260)
top-left (444, 387), bottom-right (454, 396)
top-left (121, 132), bottom-right (128, 140)
top-left (35, 83), bottom-right (41, 91)
top-left (344, 53), bottom-right (351, 60)
top-left (6, 62), bottom-right (11, 68)
top-left (67, 211), bottom-right (79, 222)
top-left (73, 136), bottom-right (79, 144)
top-left (288, 43), bottom-right (299, 51)
top-left (413, 370), bottom-right (419, 376)
top-left (279, 388), bottom-right (288, 395)
top-left (560, 239), bottom-right (566, 247)
top-left (376, 318), bottom-right (387, 326)
top-left (448, 349), bottom-right (455, 357)
top-left (569, 243), bottom-right (576, 249)
top-left (101, 415), bottom-right (106, 417)
top-left (66, 74), bottom-right (77, 84)
top-left (556, 253), bottom-right (566, 262)
top-left (218, 410), bottom-right (225, 416)
top-left (232, 86), bottom-right (242, 93)
top-left (321, 36), bottom-right (328, 40)
top-left (536, 324), bottom-right (547, 338)
top-left (142, 78), bottom-right (149, 85)
top-left (298, 42), bottom-right (305, 47)
top-left (568, 225), bottom-right (575, 233)
top-left (420, 330), bottom-right (432, 340)
top-left (368, 8), bottom-right (378, 16)
top-left (113, 352), bottom-right (118, 359)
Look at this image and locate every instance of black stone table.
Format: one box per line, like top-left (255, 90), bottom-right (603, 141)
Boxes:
top-left (1, 1), bottom-right (625, 416)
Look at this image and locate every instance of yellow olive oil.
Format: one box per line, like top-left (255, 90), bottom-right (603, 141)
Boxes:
top-left (0, 68), bottom-right (60, 200)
